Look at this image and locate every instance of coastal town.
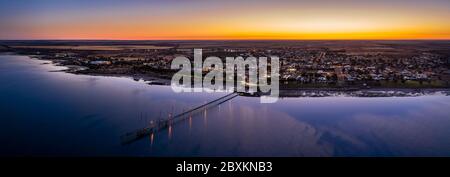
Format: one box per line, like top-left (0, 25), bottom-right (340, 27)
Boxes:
top-left (3, 0), bottom-right (450, 162)
top-left (1, 40), bottom-right (450, 90)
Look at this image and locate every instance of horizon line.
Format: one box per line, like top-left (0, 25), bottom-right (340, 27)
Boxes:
top-left (1, 38), bottom-right (450, 41)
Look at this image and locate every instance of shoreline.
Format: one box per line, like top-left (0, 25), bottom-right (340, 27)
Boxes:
top-left (2, 52), bottom-right (450, 97)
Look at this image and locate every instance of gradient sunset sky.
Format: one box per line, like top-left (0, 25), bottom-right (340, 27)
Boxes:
top-left (1, 0), bottom-right (450, 40)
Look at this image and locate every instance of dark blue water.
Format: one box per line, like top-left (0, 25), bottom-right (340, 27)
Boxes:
top-left (1, 54), bottom-right (450, 156)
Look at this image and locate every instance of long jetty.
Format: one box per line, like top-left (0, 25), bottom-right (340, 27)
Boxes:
top-left (121, 92), bottom-right (238, 144)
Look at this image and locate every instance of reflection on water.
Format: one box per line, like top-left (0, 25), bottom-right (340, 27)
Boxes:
top-left (149, 133), bottom-right (154, 148)
top-left (1, 55), bottom-right (450, 156)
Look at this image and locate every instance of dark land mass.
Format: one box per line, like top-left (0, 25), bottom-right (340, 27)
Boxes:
top-left (1, 40), bottom-right (450, 93)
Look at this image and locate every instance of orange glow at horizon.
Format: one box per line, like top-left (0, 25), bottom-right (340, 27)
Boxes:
top-left (23, 21), bottom-right (450, 40)
top-left (1, 1), bottom-right (450, 40)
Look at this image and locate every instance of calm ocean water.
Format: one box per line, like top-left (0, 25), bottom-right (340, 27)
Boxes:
top-left (1, 54), bottom-right (450, 156)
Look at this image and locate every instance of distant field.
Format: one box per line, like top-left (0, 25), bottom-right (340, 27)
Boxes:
top-left (10, 45), bottom-right (172, 51)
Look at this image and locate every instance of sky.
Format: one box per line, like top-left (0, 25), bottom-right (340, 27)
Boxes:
top-left (1, 0), bottom-right (450, 40)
